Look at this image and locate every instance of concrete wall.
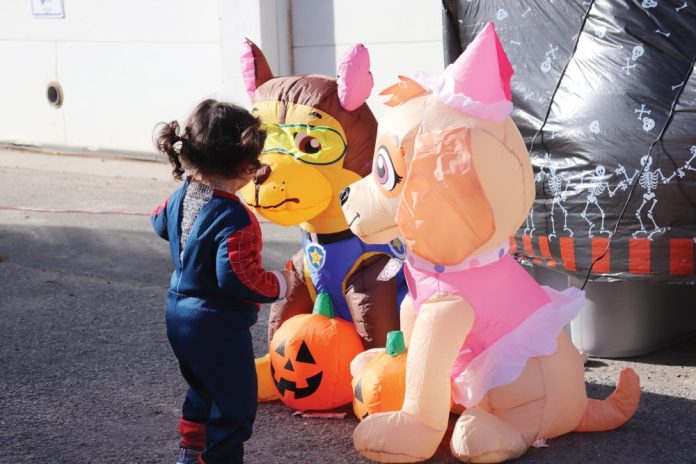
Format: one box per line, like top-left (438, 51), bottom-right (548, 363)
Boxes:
top-left (0, 1), bottom-right (226, 152)
top-left (0, 0), bottom-right (442, 154)
top-left (291, 0), bottom-right (444, 119)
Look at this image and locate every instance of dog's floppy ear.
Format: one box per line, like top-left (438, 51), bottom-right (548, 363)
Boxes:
top-left (240, 38), bottom-right (274, 102)
top-left (396, 126), bottom-right (495, 266)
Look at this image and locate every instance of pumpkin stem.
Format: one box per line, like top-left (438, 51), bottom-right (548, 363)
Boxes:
top-left (313, 292), bottom-right (335, 318)
top-left (385, 330), bottom-right (406, 356)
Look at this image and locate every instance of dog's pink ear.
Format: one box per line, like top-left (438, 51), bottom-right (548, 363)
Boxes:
top-left (396, 127), bottom-right (495, 265)
top-left (337, 44), bottom-right (374, 111)
top-left (240, 38), bottom-right (274, 102)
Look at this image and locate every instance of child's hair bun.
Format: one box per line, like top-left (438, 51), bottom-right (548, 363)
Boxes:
top-left (155, 120), bottom-right (186, 179)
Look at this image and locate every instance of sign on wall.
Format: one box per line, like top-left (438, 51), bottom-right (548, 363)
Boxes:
top-left (32, 0), bottom-right (65, 18)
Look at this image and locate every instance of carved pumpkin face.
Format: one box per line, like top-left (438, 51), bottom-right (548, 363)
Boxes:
top-left (352, 331), bottom-right (407, 420)
top-left (269, 294), bottom-right (364, 411)
top-left (270, 338), bottom-right (323, 400)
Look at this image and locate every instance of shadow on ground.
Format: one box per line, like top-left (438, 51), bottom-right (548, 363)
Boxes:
top-left (0, 224), bottom-right (297, 286)
top-left (615, 337), bottom-right (696, 368)
top-left (228, 383), bottom-right (696, 463)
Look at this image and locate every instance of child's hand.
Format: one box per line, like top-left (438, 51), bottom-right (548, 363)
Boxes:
top-left (281, 270), bottom-right (294, 290)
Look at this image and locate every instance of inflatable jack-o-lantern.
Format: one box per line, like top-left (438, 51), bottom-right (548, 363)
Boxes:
top-left (352, 330), bottom-right (407, 420)
top-left (352, 331), bottom-right (461, 421)
top-left (269, 292), bottom-right (364, 410)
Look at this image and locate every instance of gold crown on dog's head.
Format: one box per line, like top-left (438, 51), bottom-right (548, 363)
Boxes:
top-left (379, 76), bottom-right (429, 107)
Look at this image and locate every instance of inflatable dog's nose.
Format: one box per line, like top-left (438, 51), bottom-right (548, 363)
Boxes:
top-left (340, 187), bottom-right (350, 206)
top-left (255, 163), bottom-right (272, 185)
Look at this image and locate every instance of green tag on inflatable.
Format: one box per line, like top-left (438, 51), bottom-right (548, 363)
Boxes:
top-left (385, 330), bottom-right (406, 356)
top-left (313, 292), bottom-right (335, 318)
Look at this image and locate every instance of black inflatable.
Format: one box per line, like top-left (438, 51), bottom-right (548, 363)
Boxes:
top-left (443, 0), bottom-right (696, 283)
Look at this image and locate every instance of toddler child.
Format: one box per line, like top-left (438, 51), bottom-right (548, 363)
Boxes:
top-left (151, 99), bottom-right (289, 464)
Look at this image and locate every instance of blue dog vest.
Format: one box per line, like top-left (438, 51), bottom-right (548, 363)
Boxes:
top-left (301, 231), bottom-right (408, 321)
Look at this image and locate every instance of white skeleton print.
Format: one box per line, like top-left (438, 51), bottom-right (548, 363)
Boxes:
top-left (540, 43), bottom-right (559, 73)
top-left (615, 153), bottom-right (690, 240)
top-left (580, 166), bottom-right (627, 238)
top-left (634, 103), bottom-right (656, 132)
top-left (524, 208), bottom-right (536, 236)
top-left (532, 153), bottom-right (574, 240)
top-left (684, 146), bottom-right (696, 174)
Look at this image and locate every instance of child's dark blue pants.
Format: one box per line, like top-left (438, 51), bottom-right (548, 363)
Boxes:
top-left (167, 293), bottom-right (258, 464)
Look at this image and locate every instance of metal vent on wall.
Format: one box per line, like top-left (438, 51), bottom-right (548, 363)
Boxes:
top-left (47, 82), bottom-right (63, 108)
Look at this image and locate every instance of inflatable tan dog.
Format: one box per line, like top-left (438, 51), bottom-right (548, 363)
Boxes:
top-left (341, 23), bottom-right (641, 463)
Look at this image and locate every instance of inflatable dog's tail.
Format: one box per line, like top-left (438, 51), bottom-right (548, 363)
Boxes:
top-left (573, 368), bottom-right (640, 432)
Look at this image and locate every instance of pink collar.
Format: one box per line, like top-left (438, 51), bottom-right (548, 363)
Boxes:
top-left (407, 240), bottom-right (510, 274)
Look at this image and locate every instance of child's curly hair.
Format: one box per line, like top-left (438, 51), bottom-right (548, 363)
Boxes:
top-left (155, 99), bottom-right (266, 180)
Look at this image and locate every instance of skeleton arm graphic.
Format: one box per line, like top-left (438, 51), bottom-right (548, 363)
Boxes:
top-left (659, 148), bottom-right (695, 183)
top-left (683, 146), bottom-right (696, 173)
top-left (608, 179), bottom-right (628, 196)
top-left (615, 164), bottom-right (639, 184)
top-left (658, 168), bottom-right (681, 183)
top-left (534, 167), bottom-right (547, 184)
top-left (559, 173), bottom-right (574, 201)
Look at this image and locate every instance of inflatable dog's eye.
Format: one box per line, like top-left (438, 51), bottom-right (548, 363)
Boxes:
top-left (264, 123), bottom-right (346, 165)
top-left (374, 146), bottom-right (401, 191)
top-left (294, 132), bottom-right (322, 154)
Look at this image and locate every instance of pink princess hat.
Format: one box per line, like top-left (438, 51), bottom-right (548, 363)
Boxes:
top-left (415, 22), bottom-right (514, 122)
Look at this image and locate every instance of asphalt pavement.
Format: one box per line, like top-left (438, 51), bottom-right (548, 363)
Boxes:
top-left (1, 149), bottom-right (695, 463)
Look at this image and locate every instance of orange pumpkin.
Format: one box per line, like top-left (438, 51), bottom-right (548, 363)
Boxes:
top-left (352, 331), bottom-right (461, 420)
top-left (352, 330), bottom-right (407, 420)
top-left (269, 292), bottom-right (364, 410)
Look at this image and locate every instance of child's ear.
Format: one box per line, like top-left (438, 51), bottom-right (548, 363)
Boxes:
top-left (241, 38), bottom-right (274, 102)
